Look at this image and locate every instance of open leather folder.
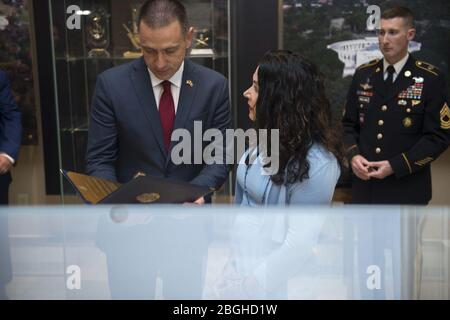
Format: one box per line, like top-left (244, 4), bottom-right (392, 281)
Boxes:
top-left (60, 170), bottom-right (214, 204)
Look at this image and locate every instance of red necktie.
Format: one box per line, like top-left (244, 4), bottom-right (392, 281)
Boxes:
top-left (159, 80), bottom-right (175, 151)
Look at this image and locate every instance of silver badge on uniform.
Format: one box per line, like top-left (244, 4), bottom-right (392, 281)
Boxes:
top-left (358, 96), bottom-right (370, 103)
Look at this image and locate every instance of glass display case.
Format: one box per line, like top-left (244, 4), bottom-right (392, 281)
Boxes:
top-left (47, 0), bottom-right (230, 201)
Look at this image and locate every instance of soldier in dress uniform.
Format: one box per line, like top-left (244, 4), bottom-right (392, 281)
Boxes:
top-left (342, 6), bottom-right (450, 204)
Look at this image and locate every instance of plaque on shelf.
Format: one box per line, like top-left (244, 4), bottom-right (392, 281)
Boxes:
top-left (190, 48), bottom-right (215, 56)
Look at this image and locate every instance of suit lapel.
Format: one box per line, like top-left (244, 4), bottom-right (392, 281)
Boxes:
top-left (130, 57), bottom-right (167, 157)
top-left (172, 59), bottom-right (198, 135)
top-left (165, 59), bottom-right (199, 167)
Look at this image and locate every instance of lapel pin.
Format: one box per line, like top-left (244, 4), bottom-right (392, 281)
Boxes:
top-left (404, 70), bottom-right (411, 77)
top-left (186, 80), bottom-right (194, 87)
top-left (375, 67), bottom-right (381, 73)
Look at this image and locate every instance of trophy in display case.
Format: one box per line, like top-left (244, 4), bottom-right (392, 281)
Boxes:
top-left (123, 6), bottom-right (143, 59)
top-left (190, 28), bottom-right (214, 56)
top-left (86, 6), bottom-right (111, 58)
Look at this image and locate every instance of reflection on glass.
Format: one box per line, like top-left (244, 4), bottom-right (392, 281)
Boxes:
top-left (1, 206), bottom-right (449, 300)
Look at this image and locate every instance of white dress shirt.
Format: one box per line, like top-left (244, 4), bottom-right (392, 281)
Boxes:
top-left (383, 53), bottom-right (409, 83)
top-left (0, 153), bottom-right (14, 164)
top-left (147, 61), bottom-right (184, 114)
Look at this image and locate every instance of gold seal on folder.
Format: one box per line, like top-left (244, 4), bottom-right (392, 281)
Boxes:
top-left (136, 193), bottom-right (160, 203)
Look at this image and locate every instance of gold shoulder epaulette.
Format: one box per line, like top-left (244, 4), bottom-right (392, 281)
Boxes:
top-left (357, 59), bottom-right (380, 70)
top-left (416, 60), bottom-right (440, 76)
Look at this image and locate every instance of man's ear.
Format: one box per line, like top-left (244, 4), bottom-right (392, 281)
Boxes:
top-left (185, 26), bottom-right (194, 48)
top-left (407, 27), bottom-right (416, 41)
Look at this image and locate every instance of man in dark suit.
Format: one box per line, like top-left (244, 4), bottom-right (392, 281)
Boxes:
top-left (342, 6), bottom-right (450, 205)
top-left (86, 0), bottom-right (230, 203)
top-left (87, 0), bottom-right (230, 299)
top-left (0, 70), bottom-right (21, 204)
top-left (0, 69), bottom-right (22, 299)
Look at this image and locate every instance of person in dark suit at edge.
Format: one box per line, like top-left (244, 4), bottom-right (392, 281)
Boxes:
top-left (0, 69), bottom-right (22, 299)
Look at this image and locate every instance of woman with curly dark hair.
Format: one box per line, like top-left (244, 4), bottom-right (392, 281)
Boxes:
top-left (235, 50), bottom-right (345, 205)
top-left (216, 51), bottom-right (345, 299)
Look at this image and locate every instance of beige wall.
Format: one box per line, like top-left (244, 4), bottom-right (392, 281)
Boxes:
top-left (8, 145), bottom-right (48, 205)
top-left (430, 148), bottom-right (450, 205)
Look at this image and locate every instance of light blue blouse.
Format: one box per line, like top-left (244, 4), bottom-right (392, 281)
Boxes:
top-left (229, 143), bottom-right (341, 297)
top-left (234, 143), bottom-right (340, 206)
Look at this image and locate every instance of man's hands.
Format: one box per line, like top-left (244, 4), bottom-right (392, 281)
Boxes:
top-left (0, 155), bottom-right (13, 175)
top-left (193, 197), bottom-right (205, 205)
top-left (367, 160), bottom-right (394, 179)
top-left (184, 196), bottom-right (205, 205)
top-left (351, 155), bottom-right (371, 180)
top-left (351, 155), bottom-right (394, 180)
